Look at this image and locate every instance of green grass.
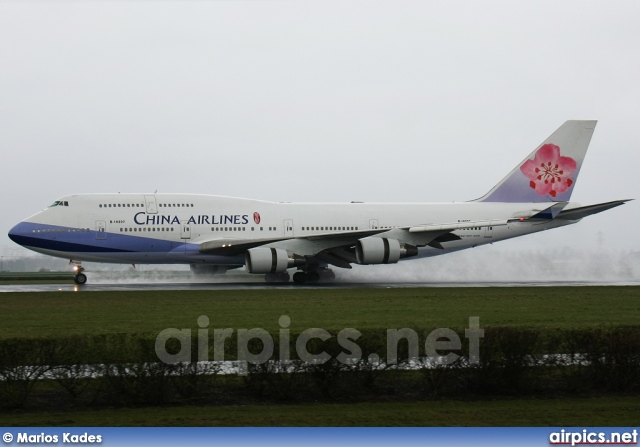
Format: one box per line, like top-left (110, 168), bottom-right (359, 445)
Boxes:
top-left (1, 287), bottom-right (639, 427)
top-left (0, 272), bottom-right (75, 285)
top-left (0, 287), bottom-right (639, 339)
top-left (1, 396), bottom-right (638, 426)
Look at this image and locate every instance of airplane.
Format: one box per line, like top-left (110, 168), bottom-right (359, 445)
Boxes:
top-left (8, 120), bottom-right (629, 285)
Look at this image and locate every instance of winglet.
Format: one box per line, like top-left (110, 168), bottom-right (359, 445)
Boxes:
top-left (475, 120), bottom-right (597, 203)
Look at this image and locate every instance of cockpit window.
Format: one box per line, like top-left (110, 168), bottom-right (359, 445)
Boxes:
top-left (49, 200), bottom-right (69, 207)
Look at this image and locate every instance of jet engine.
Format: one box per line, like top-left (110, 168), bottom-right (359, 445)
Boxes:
top-left (355, 237), bottom-right (418, 265)
top-left (245, 247), bottom-right (305, 274)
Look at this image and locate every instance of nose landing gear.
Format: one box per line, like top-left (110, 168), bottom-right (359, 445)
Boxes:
top-left (70, 262), bottom-right (87, 285)
top-left (74, 272), bottom-right (87, 285)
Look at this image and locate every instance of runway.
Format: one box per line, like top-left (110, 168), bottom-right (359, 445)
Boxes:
top-left (1, 279), bottom-right (638, 292)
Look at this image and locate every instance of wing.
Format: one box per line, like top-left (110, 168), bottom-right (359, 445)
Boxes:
top-left (196, 220), bottom-right (508, 269)
top-left (198, 228), bottom-right (387, 257)
top-left (197, 199), bottom-right (630, 270)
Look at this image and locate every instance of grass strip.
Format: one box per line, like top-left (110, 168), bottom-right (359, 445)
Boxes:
top-left (1, 395), bottom-right (638, 427)
top-left (1, 287), bottom-right (639, 339)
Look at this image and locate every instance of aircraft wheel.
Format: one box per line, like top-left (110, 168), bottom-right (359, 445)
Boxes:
top-left (293, 272), bottom-right (307, 284)
top-left (74, 273), bottom-right (87, 285)
top-left (306, 271), bottom-right (320, 283)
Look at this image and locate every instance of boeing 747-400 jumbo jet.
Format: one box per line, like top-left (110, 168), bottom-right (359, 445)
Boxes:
top-left (8, 121), bottom-right (629, 284)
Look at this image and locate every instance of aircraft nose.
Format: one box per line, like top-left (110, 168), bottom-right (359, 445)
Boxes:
top-left (8, 222), bottom-right (28, 245)
top-left (8, 224), bottom-right (19, 242)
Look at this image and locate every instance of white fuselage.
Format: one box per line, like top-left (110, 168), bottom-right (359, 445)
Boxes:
top-left (8, 193), bottom-right (578, 266)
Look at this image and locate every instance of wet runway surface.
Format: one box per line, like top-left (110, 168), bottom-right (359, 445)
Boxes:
top-left (1, 279), bottom-right (638, 292)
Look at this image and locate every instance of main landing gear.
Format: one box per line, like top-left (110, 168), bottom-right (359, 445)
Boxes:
top-left (263, 268), bottom-right (336, 284)
top-left (292, 268), bottom-right (335, 284)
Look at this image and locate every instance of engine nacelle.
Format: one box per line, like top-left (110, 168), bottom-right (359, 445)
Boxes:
top-left (355, 238), bottom-right (418, 265)
top-left (245, 247), bottom-right (305, 274)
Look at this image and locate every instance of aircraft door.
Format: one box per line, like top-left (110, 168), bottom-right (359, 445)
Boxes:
top-left (483, 221), bottom-right (496, 238)
top-left (181, 221), bottom-right (191, 240)
top-left (96, 220), bottom-right (107, 240)
top-left (144, 195), bottom-right (158, 214)
top-left (369, 219), bottom-right (379, 230)
top-left (284, 219), bottom-right (294, 237)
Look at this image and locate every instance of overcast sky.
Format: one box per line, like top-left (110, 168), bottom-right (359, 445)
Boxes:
top-left (1, 0), bottom-right (638, 261)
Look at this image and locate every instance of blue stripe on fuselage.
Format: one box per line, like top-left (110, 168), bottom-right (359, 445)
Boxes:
top-left (8, 222), bottom-right (187, 254)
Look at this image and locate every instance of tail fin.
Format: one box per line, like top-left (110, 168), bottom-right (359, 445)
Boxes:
top-left (475, 120), bottom-right (597, 203)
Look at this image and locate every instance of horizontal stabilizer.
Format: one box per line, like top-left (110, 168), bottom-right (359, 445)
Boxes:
top-left (529, 202), bottom-right (569, 220)
top-left (555, 200), bottom-right (631, 220)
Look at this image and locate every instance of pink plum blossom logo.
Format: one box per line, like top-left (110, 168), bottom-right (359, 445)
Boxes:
top-left (520, 144), bottom-right (577, 197)
top-left (253, 212), bottom-right (261, 225)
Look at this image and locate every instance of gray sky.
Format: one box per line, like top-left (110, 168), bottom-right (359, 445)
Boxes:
top-left (1, 0), bottom-right (638, 260)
